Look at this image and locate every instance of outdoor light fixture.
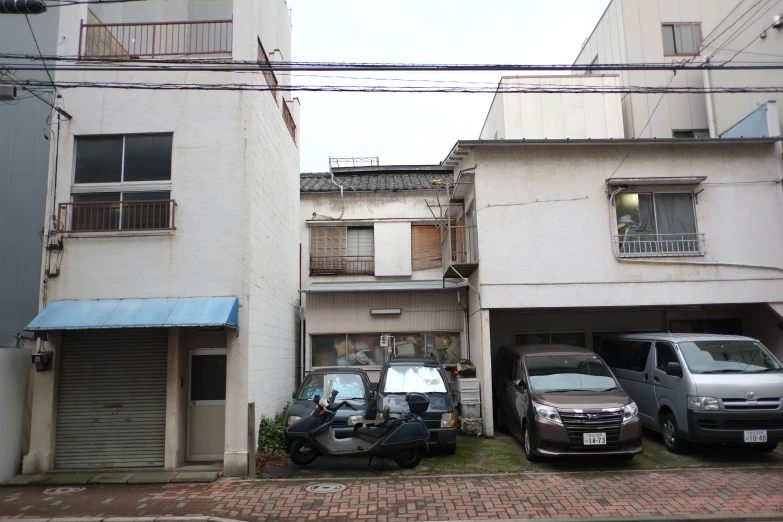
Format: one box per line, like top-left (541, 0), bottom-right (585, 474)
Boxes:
top-left (32, 351), bottom-right (52, 372)
top-left (370, 308), bottom-right (402, 316)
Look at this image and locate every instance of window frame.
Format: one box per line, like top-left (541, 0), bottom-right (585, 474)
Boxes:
top-left (673, 129), bottom-right (710, 139)
top-left (662, 22), bottom-right (702, 56)
top-left (655, 342), bottom-right (679, 372)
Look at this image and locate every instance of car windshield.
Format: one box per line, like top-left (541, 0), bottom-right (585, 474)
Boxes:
top-left (382, 365), bottom-right (447, 393)
top-left (677, 340), bottom-right (782, 374)
top-left (526, 355), bottom-right (617, 393)
top-left (297, 373), bottom-right (366, 400)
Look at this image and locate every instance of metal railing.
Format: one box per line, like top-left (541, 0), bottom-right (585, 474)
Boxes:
top-left (616, 233), bottom-right (705, 257)
top-left (57, 200), bottom-right (177, 233)
top-left (78, 19), bottom-right (233, 58)
top-left (442, 225), bottom-right (479, 265)
top-left (310, 256), bottom-right (375, 276)
top-left (282, 102), bottom-right (296, 142)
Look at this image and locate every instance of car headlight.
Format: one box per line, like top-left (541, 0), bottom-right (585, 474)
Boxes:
top-left (287, 415), bottom-right (302, 426)
top-left (441, 412), bottom-right (456, 428)
top-left (687, 396), bottom-right (720, 411)
top-left (532, 401), bottom-right (562, 424)
top-left (347, 415), bottom-right (365, 426)
top-left (622, 402), bottom-right (639, 423)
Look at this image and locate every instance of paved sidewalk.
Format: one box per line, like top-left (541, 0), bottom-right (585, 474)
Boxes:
top-left (1, 468), bottom-right (783, 521)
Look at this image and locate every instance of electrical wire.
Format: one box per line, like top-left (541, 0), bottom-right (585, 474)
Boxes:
top-left (44, 0), bottom-right (146, 6)
top-left (708, 0), bottom-right (782, 61)
top-left (723, 15), bottom-right (783, 65)
top-left (24, 14), bottom-right (56, 95)
top-left (698, 0), bottom-right (760, 54)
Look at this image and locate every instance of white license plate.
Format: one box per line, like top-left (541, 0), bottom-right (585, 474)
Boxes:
top-left (583, 433), bottom-right (607, 445)
top-left (744, 430), bottom-right (768, 443)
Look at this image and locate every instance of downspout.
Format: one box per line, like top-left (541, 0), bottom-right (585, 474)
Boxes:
top-left (703, 57), bottom-right (718, 137)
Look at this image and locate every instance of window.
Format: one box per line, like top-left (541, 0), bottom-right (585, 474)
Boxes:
top-left (412, 225), bottom-right (441, 270)
top-left (598, 339), bottom-right (652, 372)
top-left (673, 130), bottom-right (710, 139)
top-left (616, 192), bottom-right (701, 256)
top-left (587, 55), bottom-right (600, 75)
top-left (655, 342), bottom-right (679, 372)
top-left (310, 226), bottom-right (374, 275)
top-left (526, 354), bottom-right (617, 393)
top-left (677, 340), bottom-right (781, 374)
top-left (311, 332), bottom-right (461, 368)
top-left (66, 134), bottom-right (174, 232)
top-left (662, 23), bottom-right (701, 55)
top-left (514, 332), bottom-right (586, 348)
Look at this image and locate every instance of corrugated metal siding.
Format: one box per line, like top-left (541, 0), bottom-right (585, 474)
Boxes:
top-left (55, 329), bottom-right (168, 469)
top-left (307, 291), bottom-right (463, 333)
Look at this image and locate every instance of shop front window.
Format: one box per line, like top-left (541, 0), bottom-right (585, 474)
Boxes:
top-left (311, 332), bottom-right (461, 368)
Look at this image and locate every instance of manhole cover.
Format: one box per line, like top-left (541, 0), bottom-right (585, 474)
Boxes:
top-left (43, 487), bottom-right (86, 495)
top-left (305, 483), bottom-right (346, 493)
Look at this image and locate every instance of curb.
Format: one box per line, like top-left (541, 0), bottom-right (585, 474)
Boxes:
top-left (3, 515), bottom-right (783, 522)
top-left (1, 518), bottom-right (243, 522)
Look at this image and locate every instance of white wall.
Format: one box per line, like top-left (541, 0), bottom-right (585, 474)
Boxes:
top-left (0, 348), bottom-right (31, 482)
top-left (480, 76), bottom-right (625, 140)
top-left (456, 142), bottom-right (783, 310)
top-left (703, 0), bottom-right (783, 136)
top-left (374, 222), bottom-right (412, 276)
top-left (574, 0), bottom-right (742, 138)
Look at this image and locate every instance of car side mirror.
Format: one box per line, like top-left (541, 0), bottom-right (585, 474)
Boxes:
top-left (666, 362), bottom-right (683, 378)
top-left (513, 379), bottom-right (528, 390)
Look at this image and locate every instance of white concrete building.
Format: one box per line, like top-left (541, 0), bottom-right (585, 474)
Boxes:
top-left (480, 75), bottom-right (625, 140)
top-left (441, 137), bottom-right (783, 436)
top-left (300, 166), bottom-right (467, 384)
top-left (573, 0), bottom-right (743, 138)
top-left (23, 0), bottom-right (300, 477)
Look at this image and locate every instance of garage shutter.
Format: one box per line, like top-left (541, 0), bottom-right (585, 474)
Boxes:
top-left (55, 329), bottom-right (168, 469)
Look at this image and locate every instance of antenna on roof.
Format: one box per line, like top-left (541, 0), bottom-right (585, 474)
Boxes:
top-left (329, 157), bottom-right (379, 170)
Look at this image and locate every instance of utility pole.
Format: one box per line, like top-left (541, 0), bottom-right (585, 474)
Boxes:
top-left (0, 0), bottom-right (47, 14)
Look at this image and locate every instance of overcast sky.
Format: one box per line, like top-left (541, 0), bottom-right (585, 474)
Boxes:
top-left (286, 0), bottom-right (610, 172)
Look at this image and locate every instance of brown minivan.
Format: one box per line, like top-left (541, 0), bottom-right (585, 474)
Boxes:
top-left (493, 344), bottom-right (642, 461)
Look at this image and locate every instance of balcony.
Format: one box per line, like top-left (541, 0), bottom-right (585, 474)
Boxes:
top-left (310, 256), bottom-right (375, 276)
top-left (616, 233), bottom-right (706, 258)
top-left (442, 224), bottom-right (479, 279)
top-left (282, 102), bottom-right (297, 143)
top-left (57, 200), bottom-right (177, 234)
top-left (79, 19), bottom-right (233, 58)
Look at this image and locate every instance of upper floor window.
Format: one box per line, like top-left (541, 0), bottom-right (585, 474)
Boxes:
top-left (662, 23), bottom-right (701, 56)
top-left (310, 226), bottom-right (375, 275)
top-left (673, 129), bottom-right (710, 139)
top-left (412, 225), bottom-right (441, 270)
top-left (59, 134), bottom-right (175, 233)
top-left (615, 192), bottom-right (703, 257)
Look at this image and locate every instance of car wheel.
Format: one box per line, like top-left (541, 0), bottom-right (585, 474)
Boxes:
top-left (394, 447), bottom-right (423, 469)
top-left (751, 441), bottom-right (778, 453)
top-left (660, 413), bottom-right (688, 454)
top-left (289, 439), bottom-right (319, 466)
top-left (523, 421), bottom-right (540, 462)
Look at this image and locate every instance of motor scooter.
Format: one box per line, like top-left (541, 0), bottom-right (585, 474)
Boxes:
top-left (286, 388), bottom-right (430, 469)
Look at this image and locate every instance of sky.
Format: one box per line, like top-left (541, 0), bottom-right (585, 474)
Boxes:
top-left (286, 0), bottom-right (610, 172)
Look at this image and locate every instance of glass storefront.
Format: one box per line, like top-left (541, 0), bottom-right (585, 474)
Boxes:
top-left (311, 332), bottom-right (462, 368)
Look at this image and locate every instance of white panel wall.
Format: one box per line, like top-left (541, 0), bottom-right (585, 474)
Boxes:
top-left (0, 348), bottom-right (31, 482)
top-left (374, 222), bottom-right (412, 276)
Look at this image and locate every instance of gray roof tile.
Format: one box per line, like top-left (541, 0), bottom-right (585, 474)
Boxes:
top-left (300, 167), bottom-right (452, 193)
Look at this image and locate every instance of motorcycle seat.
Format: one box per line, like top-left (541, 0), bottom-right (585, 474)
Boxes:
top-left (353, 421), bottom-right (395, 444)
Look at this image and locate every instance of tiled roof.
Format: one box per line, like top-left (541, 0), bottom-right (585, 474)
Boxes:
top-left (300, 166), bottom-right (452, 193)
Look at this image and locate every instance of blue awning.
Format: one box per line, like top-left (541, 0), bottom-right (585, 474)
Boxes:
top-left (26, 297), bottom-right (239, 331)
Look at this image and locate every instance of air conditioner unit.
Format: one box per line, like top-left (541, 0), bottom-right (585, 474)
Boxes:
top-left (0, 86), bottom-right (18, 101)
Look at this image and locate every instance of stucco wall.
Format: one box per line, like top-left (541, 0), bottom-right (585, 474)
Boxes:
top-left (464, 143), bottom-right (783, 309)
top-left (0, 348), bottom-right (32, 482)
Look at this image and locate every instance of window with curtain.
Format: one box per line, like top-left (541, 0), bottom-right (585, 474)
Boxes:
top-left (616, 192), bottom-right (700, 256)
top-left (346, 227), bottom-right (374, 274)
top-left (310, 226), bottom-right (347, 275)
top-left (662, 23), bottom-right (701, 56)
top-left (411, 225), bottom-right (442, 270)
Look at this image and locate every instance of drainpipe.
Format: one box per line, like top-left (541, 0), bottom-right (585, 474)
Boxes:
top-left (703, 57), bottom-right (718, 137)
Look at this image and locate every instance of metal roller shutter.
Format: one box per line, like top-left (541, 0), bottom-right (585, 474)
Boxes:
top-left (56, 329), bottom-right (168, 469)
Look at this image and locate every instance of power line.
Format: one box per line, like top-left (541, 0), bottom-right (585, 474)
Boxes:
top-left (708, 0), bottom-right (782, 61)
top-left (24, 14), bottom-right (57, 95)
top-left (723, 8), bottom-right (783, 65)
top-left (699, 0), bottom-right (759, 54)
top-left (44, 0), bottom-right (146, 6)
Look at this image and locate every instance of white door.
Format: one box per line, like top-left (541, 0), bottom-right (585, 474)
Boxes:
top-left (187, 349), bottom-right (227, 461)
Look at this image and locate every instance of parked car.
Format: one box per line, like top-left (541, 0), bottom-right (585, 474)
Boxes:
top-left (493, 344), bottom-right (642, 462)
top-left (287, 368), bottom-right (374, 439)
top-left (376, 356), bottom-right (457, 454)
top-left (597, 333), bottom-right (783, 453)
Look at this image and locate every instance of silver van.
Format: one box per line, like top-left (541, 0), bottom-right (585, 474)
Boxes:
top-left (596, 333), bottom-right (783, 453)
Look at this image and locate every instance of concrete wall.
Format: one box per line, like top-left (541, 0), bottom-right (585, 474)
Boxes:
top-left (0, 348), bottom-right (32, 482)
top-left (479, 76), bottom-right (625, 140)
top-left (0, 10), bottom-right (58, 348)
top-left (374, 222), bottom-right (412, 276)
top-left (456, 142), bottom-right (783, 310)
top-left (574, 0), bottom-right (741, 138)
top-left (703, 0), bottom-right (783, 137)
top-left (90, 0), bottom-right (233, 24)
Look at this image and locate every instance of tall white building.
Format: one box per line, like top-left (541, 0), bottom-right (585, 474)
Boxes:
top-left (23, 0), bottom-right (300, 477)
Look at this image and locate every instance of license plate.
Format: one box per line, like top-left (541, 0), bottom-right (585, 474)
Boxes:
top-left (744, 430), bottom-right (768, 443)
top-left (583, 433), bottom-right (607, 445)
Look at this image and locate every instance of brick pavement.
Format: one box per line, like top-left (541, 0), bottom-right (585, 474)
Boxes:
top-left (1, 468), bottom-right (783, 521)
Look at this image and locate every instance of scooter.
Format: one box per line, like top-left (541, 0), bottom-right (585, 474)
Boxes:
top-left (286, 388), bottom-right (431, 469)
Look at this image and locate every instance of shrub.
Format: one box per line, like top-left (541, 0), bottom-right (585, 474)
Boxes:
top-left (258, 404), bottom-right (288, 452)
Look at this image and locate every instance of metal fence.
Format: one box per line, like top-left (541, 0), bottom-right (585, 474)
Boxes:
top-left (79, 19), bottom-right (233, 58)
top-left (616, 233), bottom-right (705, 257)
top-left (283, 102), bottom-right (297, 142)
top-left (310, 256), bottom-right (375, 276)
top-left (57, 200), bottom-right (177, 233)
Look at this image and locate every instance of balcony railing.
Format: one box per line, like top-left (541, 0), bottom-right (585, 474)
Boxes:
top-left (57, 200), bottom-right (177, 233)
top-left (79, 19), bottom-right (233, 58)
top-left (283, 102), bottom-right (297, 142)
top-left (310, 256), bottom-right (374, 276)
top-left (442, 225), bottom-right (479, 279)
top-left (616, 233), bottom-right (705, 257)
